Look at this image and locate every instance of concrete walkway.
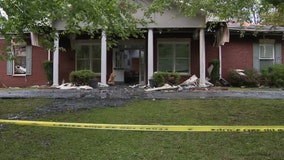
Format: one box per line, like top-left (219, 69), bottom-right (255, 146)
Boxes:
top-left (0, 87), bottom-right (284, 99)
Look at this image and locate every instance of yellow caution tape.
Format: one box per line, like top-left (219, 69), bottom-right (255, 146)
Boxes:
top-left (0, 119), bottom-right (283, 132)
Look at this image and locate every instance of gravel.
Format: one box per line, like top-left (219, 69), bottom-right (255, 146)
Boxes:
top-left (1, 86), bottom-right (284, 120)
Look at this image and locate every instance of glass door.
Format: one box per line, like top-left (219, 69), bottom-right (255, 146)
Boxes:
top-left (112, 49), bottom-right (145, 85)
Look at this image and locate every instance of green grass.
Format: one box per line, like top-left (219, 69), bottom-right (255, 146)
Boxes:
top-left (0, 99), bottom-right (284, 160)
top-left (0, 99), bottom-right (52, 119)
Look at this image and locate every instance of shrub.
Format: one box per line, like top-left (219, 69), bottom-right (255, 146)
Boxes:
top-left (261, 64), bottom-right (284, 87)
top-left (228, 68), bottom-right (260, 87)
top-left (69, 70), bottom-right (96, 86)
top-left (208, 59), bottom-right (220, 84)
top-left (42, 60), bottom-right (53, 85)
top-left (243, 68), bottom-right (260, 87)
top-left (228, 70), bottom-right (244, 87)
top-left (152, 72), bottom-right (181, 87)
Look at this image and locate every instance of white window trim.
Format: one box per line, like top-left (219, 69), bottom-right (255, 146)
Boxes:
top-left (157, 38), bottom-right (191, 75)
top-left (12, 45), bottom-right (27, 76)
top-left (75, 40), bottom-right (101, 74)
top-left (259, 43), bottom-right (275, 60)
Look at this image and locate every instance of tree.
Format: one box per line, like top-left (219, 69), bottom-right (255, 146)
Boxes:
top-left (0, 0), bottom-right (149, 49)
top-left (260, 0), bottom-right (284, 26)
top-left (149, 0), bottom-right (283, 25)
top-left (0, 0), bottom-right (283, 51)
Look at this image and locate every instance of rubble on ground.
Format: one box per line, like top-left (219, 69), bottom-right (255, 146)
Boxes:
top-left (143, 74), bottom-right (214, 92)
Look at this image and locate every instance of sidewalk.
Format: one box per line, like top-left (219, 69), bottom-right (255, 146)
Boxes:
top-left (0, 87), bottom-right (284, 99)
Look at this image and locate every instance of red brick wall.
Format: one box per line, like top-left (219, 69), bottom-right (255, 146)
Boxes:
top-left (191, 39), bottom-right (200, 77)
top-left (0, 43), bottom-right (49, 88)
top-left (2, 32), bottom-right (282, 87)
top-left (204, 36), bottom-right (255, 79)
top-left (58, 50), bottom-right (75, 84)
top-left (220, 38), bottom-right (254, 79)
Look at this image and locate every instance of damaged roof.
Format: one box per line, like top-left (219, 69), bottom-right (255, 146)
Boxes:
top-left (228, 22), bottom-right (284, 33)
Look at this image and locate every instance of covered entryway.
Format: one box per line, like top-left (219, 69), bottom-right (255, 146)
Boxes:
top-left (112, 40), bottom-right (146, 85)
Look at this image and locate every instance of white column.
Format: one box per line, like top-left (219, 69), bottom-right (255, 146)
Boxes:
top-left (101, 31), bottom-right (107, 84)
top-left (48, 49), bottom-right (51, 61)
top-left (219, 46), bottom-right (222, 79)
top-left (52, 32), bottom-right (59, 86)
top-left (147, 29), bottom-right (154, 85)
top-left (199, 28), bottom-right (206, 87)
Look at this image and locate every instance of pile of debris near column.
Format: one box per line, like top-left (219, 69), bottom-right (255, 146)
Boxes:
top-left (54, 74), bottom-right (220, 91)
top-left (144, 74), bottom-right (215, 92)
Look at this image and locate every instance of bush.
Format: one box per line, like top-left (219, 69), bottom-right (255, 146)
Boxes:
top-left (42, 60), bottom-right (53, 85)
top-left (69, 70), bottom-right (96, 86)
top-left (261, 64), bottom-right (284, 87)
top-left (152, 72), bottom-right (181, 87)
top-left (228, 70), bottom-right (244, 87)
top-left (208, 59), bottom-right (220, 84)
top-left (243, 68), bottom-right (260, 87)
top-left (228, 68), bottom-right (260, 87)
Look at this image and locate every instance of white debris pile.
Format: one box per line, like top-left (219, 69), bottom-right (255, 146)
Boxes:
top-left (15, 65), bottom-right (26, 74)
top-left (144, 74), bottom-right (214, 92)
top-left (145, 84), bottom-right (182, 92)
top-left (56, 82), bottom-right (111, 90)
top-left (56, 83), bottom-right (93, 90)
top-left (234, 69), bottom-right (246, 76)
top-left (179, 74), bottom-right (199, 89)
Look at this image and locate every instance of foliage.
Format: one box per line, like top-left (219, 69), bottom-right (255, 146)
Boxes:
top-left (149, 0), bottom-right (284, 25)
top-left (260, 0), bottom-right (284, 26)
top-left (261, 64), bottom-right (284, 87)
top-left (0, 0), bottom-right (150, 49)
top-left (152, 72), bottom-right (181, 87)
top-left (0, 0), bottom-right (283, 51)
top-left (228, 70), bottom-right (245, 87)
top-left (208, 59), bottom-right (220, 84)
top-left (42, 60), bottom-right (53, 85)
top-left (243, 68), bottom-right (261, 87)
top-left (1, 99), bottom-right (284, 159)
top-left (228, 68), bottom-right (260, 87)
top-left (69, 70), bottom-right (96, 86)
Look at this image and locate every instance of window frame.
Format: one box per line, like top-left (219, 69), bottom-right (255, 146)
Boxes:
top-left (259, 43), bottom-right (275, 60)
top-left (7, 44), bottom-right (32, 77)
top-left (75, 40), bottom-right (101, 75)
top-left (157, 38), bottom-right (191, 75)
top-left (258, 40), bottom-right (275, 70)
top-left (12, 45), bottom-right (27, 76)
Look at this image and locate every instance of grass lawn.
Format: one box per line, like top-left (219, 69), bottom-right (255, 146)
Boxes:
top-left (0, 99), bottom-right (283, 160)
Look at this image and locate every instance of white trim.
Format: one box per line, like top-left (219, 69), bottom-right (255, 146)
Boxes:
top-left (147, 29), bottom-right (154, 85)
top-left (12, 45), bottom-right (27, 76)
top-left (101, 31), bottom-right (107, 84)
top-left (157, 38), bottom-right (191, 75)
top-left (219, 46), bottom-right (222, 79)
top-left (53, 32), bottom-right (59, 86)
top-left (199, 28), bottom-right (206, 87)
top-left (259, 44), bottom-right (275, 60)
top-left (48, 49), bottom-right (51, 61)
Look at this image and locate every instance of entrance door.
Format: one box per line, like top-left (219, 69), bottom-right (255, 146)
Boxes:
top-left (113, 48), bottom-right (145, 85)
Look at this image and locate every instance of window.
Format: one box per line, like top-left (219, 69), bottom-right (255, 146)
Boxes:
top-left (13, 45), bottom-right (27, 74)
top-left (6, 45), bottom-right (32, 76)
top-left (157, 39), bottom-right (190, 73)
top-left (76, 42), bottom-right (101, 73)
top-left (259, 44), bottom-right (274, 69)
top-left (253, 40), bottom-right (282, 72)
